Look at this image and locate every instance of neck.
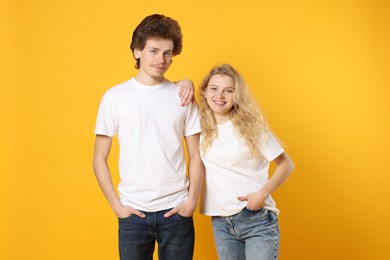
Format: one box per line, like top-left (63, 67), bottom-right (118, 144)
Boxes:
top-left (214, 114), bottom-right (230, 125)
top-left (135, 73), bottom-right (164, 86)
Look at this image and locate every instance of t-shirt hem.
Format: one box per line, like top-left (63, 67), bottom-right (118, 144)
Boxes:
top-left (184, 129), bottom-right (201, 137)
top-left (121, 199), bottom-right (188, 213)
top-left (200, 207), bottom-right (244, 217)
top-left (94, 130), bottom-right (115, 137)
top-left (268, 148), bottom-right (284, 161)
top-left (200, 205), bottom-right (279, 216)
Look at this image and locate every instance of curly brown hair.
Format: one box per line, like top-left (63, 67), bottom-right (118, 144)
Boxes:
top-left (130, 14), bottom-right (183, 69)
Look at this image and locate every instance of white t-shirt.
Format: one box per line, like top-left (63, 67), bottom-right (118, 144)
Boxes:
top-left (94, 78), bottom-right (201, 212)
top-left (199, 120), bottom-right (284, 216)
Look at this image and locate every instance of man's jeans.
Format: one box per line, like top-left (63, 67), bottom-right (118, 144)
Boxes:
top-left (212, 208), bottom-right (280, 260)
top-left (118, 208), bottom-right (194, 260)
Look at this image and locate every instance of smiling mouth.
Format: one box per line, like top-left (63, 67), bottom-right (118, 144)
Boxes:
top-left (213, 100), bottom-right (226, 105)
top-left (153, 65), bottom-right (165, 70)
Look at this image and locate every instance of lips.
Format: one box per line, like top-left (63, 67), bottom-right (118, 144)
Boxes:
top-left (213, 100), bottom-right (226, 105)
top-left (152, 65), bottom-right (166, 71)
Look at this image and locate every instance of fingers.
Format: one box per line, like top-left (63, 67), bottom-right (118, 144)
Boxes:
top-left (132, 209), bottom-right (146, 218)
top-left (117, 205), bottom-right (145, 219)
top-left (179, 88), bottom-right (192, 98)
top-left (237, 196), bottom-right (248, 202)
top-left (181, 92), bottom-right (194, 107)
top-left (246, 203), bottom-right (263, 210)
top-left (177, 79), bottom-right (194, 106)
top-left (181, 97), bottom-right (190, 106)
top-left (186, 92), bottom-right (194, 106)
top-left (180, 90), bottom-right (187, 106)
top-left (180, 95), bottom-right (190, 106)
top-left (180, 89), bottom-right (190, 98)
top-left (164, 208), bottom-right (178, 218)
top-left (179, 87), bottom-right (188, 98)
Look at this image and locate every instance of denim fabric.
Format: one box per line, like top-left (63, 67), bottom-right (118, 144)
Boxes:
top-left (211, 208), bottom-right (280, 260)
top-left (118, 209), bottom-right (194, 260)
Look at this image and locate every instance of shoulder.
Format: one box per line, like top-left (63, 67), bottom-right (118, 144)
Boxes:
top-left (162, 79), bottom-right (180, 91)
top-left (259, 131), bottom-right (284, 159)
top-left (158, 80), bottom-right (183, 102)
top-left (107, 78), bottom-right (133, 94)
top-left (100, 79), bottom-right (135, 102)
top-left (265, 132), bottom-right (281, 147)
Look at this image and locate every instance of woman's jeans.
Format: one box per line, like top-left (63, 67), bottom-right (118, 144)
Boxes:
top-left (118, 208), bottom-right (194, 260)
top-left (212, 208), bottom-right (280, 260)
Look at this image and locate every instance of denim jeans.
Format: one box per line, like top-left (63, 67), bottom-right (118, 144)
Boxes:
top-left (118, 208), bottom-right (194, 260)
top-left (211, 208), bottom-right (280, 260)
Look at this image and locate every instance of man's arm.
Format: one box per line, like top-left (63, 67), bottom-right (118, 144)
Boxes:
top-left (184, 133), bottom-right (204, 211)
top-left (164, 133), bottom-right (204, 217)
top-left (92, 135), bottom-right (145, 218)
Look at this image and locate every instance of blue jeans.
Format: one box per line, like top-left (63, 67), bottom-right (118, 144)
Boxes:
top-left (118, 208), bottom-right (194, 260)
top-left (212, 208), bottom-right (280, 260)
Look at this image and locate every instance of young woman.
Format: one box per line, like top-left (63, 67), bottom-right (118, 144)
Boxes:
top-left (198, 64), bottom-right (295, 260)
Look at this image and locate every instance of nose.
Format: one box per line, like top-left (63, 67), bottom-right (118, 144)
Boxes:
top-left (156, 53), bottom-right (165, 64)
top-left (216, 91), bottom-right (225, 98)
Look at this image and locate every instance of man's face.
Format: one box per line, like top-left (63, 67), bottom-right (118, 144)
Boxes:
top-left (134, 37), bottom-right (174, 85)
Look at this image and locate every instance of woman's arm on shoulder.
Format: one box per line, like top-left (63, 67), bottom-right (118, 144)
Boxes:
top-left (176, 79), bottom-right (194, 106)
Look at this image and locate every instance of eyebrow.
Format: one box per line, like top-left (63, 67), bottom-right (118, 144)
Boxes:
top-left (147, 46), bottom-right (173, 52)
top-left (208, 85), bottom-right (235, 91)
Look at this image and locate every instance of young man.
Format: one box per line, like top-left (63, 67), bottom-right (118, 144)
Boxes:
top-left (93, 14), bottom-right (203, 260)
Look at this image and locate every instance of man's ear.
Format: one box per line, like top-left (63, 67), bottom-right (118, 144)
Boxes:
top-left (133, 49), bottom-right (141, 59)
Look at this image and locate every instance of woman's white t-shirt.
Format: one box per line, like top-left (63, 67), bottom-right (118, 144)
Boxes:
top-left (199, 120), bottom-right (284, 216)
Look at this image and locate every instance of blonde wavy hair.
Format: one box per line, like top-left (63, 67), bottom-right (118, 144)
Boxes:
top-left (198, 64), bottom-right (270, 159)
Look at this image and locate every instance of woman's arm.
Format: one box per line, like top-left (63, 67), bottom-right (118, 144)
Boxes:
top-left (176, 79), bottom-right (195, 106)
top-left (238, 152), bottom-right (295, 210)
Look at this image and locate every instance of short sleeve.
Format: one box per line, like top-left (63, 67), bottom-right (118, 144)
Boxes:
top-left (183, 101), bottom-right (201, 136)
top-left (94, 90), bottom-right (117, 137)
top-left (259, 132), bottom-right (284, 161)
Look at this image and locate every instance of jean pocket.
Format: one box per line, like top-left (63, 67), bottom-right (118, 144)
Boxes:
top-left (267, 210), bottom-right (279, 225)
top-left (243, 207), bottom-right (264, 214)
top-left (118, 214), bottom-right (135, 223)
top-left (174, 213), bottom-right (193, 220)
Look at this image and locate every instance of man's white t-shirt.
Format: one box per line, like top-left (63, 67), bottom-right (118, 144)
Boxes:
top-left (199, 120), bottom-right (284, 216)
top-left (95, 78), bottom-right (201, 212)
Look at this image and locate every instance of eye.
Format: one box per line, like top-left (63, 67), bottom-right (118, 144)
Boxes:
top-left (164, 52), bottom-right (172, 57)
top-left (150, 50), bottom-right (158, 54)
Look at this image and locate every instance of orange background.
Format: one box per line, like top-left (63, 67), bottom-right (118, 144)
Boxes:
top-left (1, 0), bottom-right (389, 259)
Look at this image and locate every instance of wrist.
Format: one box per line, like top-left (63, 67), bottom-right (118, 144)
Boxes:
top-left (186, 197), bottom-right (198, 208)
top-left (112, 200), bottom-right (124, 215)
top-left (258, 188), bottom-right (269, 199)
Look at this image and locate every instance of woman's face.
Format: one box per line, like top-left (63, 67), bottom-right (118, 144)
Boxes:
top-left (204, 74), bottom-right (236, 123)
